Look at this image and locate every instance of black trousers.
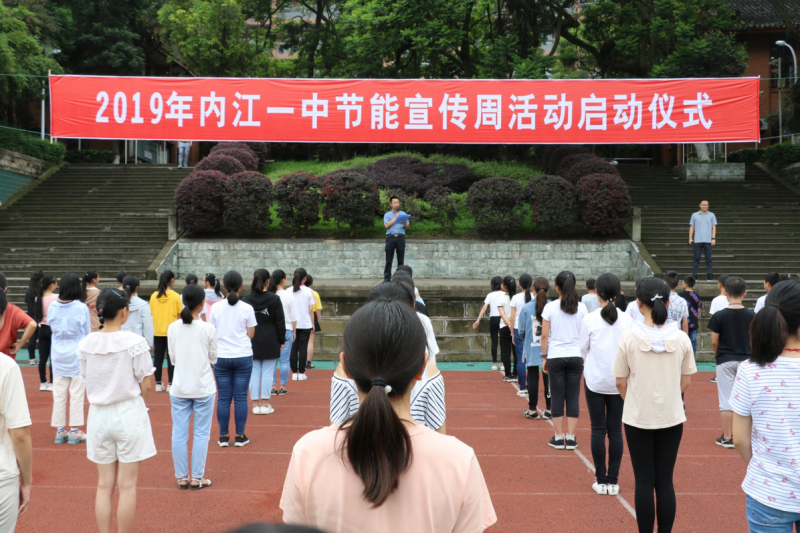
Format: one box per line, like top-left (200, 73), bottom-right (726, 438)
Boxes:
top-left (527, 366), bottom-right (551, 411)
top-left (38, 325), bottom-right (53, 384)
top-left (384, 235), bottom-right (405, 281)
top-left (547, 356), bottom-right (584, 418)
top-left (27, 325), bottom-right (38, 360)
top-left (692, 243), bottom-right (713, 279)
top-left (489, 316), bottom-right (500, 363)
top-left (625, 423), bottom-right (683, 533)
top-left (499, 327), bottom-right (513, 377)
top-left (290, 328), bottom-right (312, 374)
top-left (153, 336), bottom-right (174, 385)
top-left (585, 385), bottom-right (624, 484)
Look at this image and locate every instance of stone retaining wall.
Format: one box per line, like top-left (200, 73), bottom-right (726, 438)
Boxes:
top-left (0, 148), bottom-right (49, 178)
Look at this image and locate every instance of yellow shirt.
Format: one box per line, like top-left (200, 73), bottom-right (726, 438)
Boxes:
top-left (149, 289), bottom-right (183, 337)
top-left (312, 290), bottom-right (322, 313)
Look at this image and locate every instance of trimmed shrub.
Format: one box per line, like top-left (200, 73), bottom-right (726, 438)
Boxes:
top-left (416, 161), bottom-right (475, 193)
top-left (556, 152), bottom-right (595, 176)
top-left (727, 148), bottom-right (764, 165)
top-left (423, 186), bottom-right (461, 236)
top-left (524, 175), bottom-right (578, 231)
top-left (210, 142), bottom-right (251, 155)
top-left (576, 173), bottom-right (633, 235)
top-left (546, 145), bottom-right (588, 174)
top-left (764, 142), bottom-right (800, 168)
top-left (245, 142), bottom-right (271, 168)
top-left (273, 172), bottom-right (321, 232)
top-left (562, 156), bottom-right (619, 185)
top-left (539, 145), bottom-right (556, 169)
top-left (0, 129), bottom-right (66, 162)
top-left (64, 150), bottom-right (115, 164)
top-left (466, 178), bottom-right (525, 236)
top-left (174, 170), bottom-right (229, 234)
top-left (194, 153), bottom-right (246, 176)
top-left (321, 170), bottom-right (381, 235)
top-left (211, 147), bottom-right (259, 171)
top-left (222, 171), bottom-right (274, 233)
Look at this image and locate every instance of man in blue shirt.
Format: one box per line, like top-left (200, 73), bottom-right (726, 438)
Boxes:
top-left (689, 200), bottom-right (717, 281)
top-left (383, 196), bottom-right (409, 281)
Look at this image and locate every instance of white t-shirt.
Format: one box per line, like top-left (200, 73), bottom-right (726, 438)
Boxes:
top-left (626, 301), bottom-right (645, 323)
top-left (541, 300), bottom-right (588, 358)
top-left (580, 309), bottom-right (634, 395)
top-left (709, 294), bottom-right (730, 316)
top-left (581, 293), bottom-right (601, 314)
top-left (754, 294), bottom-right (767, 314)
top-left (483, 291), bottom-right (504, 317)
top-left (168, 319), bottom-right (218, 398)
top-left (0, 353), bottom-right (31, 482)
top-left (511, 292), bottom-right (528, 330)
top-left (277, 289), bottom-right (299, 330)
top-left (78, 331), bottom-right (154, 405)
top-left (292, 286), bottom-right (316, 330)
top-left (209, 300), bottom-right (257, 358)
top-left (417, 312), bottom-right (440, 361)
top-left (497, 294), bottom-right (511, 329)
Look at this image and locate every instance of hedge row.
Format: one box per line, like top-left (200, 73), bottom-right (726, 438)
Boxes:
top-left (0, 129), bottom-right (66, 163)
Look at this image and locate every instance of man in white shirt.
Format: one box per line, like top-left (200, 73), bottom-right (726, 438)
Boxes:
top-left (709, 275), bottom-right (730, 317)
top-left (755, 273), bottom-right (787, 313)
top-left (0, 353), bottom-right (32, 531)
top-left (581, 278), bottom-right (601, 313)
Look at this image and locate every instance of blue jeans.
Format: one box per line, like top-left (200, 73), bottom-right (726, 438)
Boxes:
top-left (692, 242), bottom-right (713, 279)
top-left (688, 329), bottom-right (698, 356)
top-left (747, 495), bottom-right (800, 532)
top-left (279, 329), bottom-right (293, 386)
top-left (250, 359), bottom-right (278, 400)
top-left (171, 394), bottom-right (215, 479)
top-left (178, 142), bottom-right (190, 166)
top-left (514, 329), bottom-right (526, 390)
top-left (214, 357), bottom-right (253, 436)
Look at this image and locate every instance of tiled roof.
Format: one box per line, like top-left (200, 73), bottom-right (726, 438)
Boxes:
top-left (726, 0), bottom-right (800, 29)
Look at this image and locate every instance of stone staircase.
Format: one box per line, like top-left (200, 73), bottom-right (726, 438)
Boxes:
top-left (0, 164), bottom-right (190, 306)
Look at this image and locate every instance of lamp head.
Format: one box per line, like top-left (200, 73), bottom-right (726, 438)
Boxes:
top-left (777, 40), bottom-right (787, 46)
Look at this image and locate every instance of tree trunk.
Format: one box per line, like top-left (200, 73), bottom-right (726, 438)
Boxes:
top-left (694, 143), bottom-right (711, 161)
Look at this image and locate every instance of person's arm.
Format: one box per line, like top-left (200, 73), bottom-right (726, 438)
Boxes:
top-left (383, 212), bottom-right (399, 229)
top-left (540, 319), bottom-right (550, 373)
top-left (688, 222), bottom-right (694, 244)
top-left (579, 319), bottom-right (590, 360)
top-left (307, 305), bottom-right (314, 327)
top-left (246, 326), bottom-right (255, 340)
top-left (711, 331), bottom-right (719, 354)
top-left (733, 413), bottom-right (753, 463)
top-left (9, 320), bottom-right (36, 356)
top-left (473, 303), bottom-right (489, 329)
top-left (711, 224), bottom-right (717, 246)
top-left (9, 427), bottom-right (31, 516)
top-left (680, 373), bottom-right (691, 393)
top-left (498, 305), bottom-right (511, 329)
top-left (140, 373), bottom-right (152, 404)
top-left (682, 318), bottom-right (688, 334)
top-left (615, 377), bottom-right (627, 400)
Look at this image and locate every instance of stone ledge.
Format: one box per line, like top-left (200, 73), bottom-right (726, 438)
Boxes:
top-left (673, 163), bottom-right (745, 182)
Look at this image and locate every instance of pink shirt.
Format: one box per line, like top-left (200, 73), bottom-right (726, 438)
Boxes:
top-left (281, 424), bottom-right (496, 533)
top-left (39, 294), bottom-right (58, 326)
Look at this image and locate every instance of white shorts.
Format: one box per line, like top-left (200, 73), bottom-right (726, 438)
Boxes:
top-left (87, 395), bottom-right (157, 465)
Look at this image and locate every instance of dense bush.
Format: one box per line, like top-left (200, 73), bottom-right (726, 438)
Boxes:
top-left (210, 147), bottom-right (259, 171)
top-left (562, 157), bottom-right (619, 185)
top-left (524, 175), bottom-right (578, 231)
top-left (466, 178), bottom-right (525, 236)
top-left (546, 145), bottom-right (588, 174)
top-left (416, 162), bottom-right (475, 192)
top-left (538, 145), bottom-right (556, 169)
top-left (423, 186), bottom-right (462, 236)
top-left (727, 148), bottom-right (764, 165)
top-left (174, 170), bottom-right (229, 234)
top-left (764, 142), bottom-right (800, 168)
top-left (273, 172), bottom-right (321, 232)
top-left (222, 171), bottom-right (273, 233)
top-left (366, 156), bottom-right (428, 195)
top-left (194, 153), bottom-right (246, 176)
top-left (321, 171), bottom-right (381, 234)
top-left (245, 142), bottom-right (271, 168)
top-left (576, 174), bottom-right (632, 235)
top-left (556, 152), bottom-right (595, 176)
top-left (210, 142), bottom-right (251, 155)
top-left (64, 150), bottom-right (115, 164)
top-left (0, 129), bottom-right (66, 162)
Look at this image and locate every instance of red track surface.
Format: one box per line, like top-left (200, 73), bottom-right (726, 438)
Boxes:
top-left (16, 367), bottom-right (747, 532)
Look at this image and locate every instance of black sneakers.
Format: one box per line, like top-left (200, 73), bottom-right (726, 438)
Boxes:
top-left (235, 435), bottom-right (250, 447)
top-left (502, 376), bottom-right (516, 382)
top-left (565, 438), bottom-right (578, 450)
top-left (524, 410), bottom-right (541, 420)
top-left (716, 434), bottom-right (734, 449)
top-left (548, 436), bottom-right (565, 449)
top-left (218, 436), bottom-right (230, 448)
top-left (542, 410), bottom-right (552, 420)
top-left (710, 377), bottom-right (717, 383)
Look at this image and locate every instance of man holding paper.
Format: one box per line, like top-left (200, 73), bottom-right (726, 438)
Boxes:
top-left (383, 196), bottom-right (410, 281)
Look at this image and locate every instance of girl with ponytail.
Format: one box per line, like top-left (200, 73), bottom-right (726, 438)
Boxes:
top-left (35, 275), bottom-right (58, 391)
top-left (579, 273), bottom-right (633, 496)
top-left (269, 269), bottom-right (296, 396)
top-left (121, 276), bottom-right (154, 350)
top-left (289, 268), bottom-right (315, 380)
top-left (497, 276), bottom-right (516, 382)
top-left (81, 270), bottom-right (101, 331)
top-left (149, 270), bottom-right (181, 392)
top-left (515, 277), bottom-right (552, 420)
top-left (281, 299), bottom-right (496, 532)
top-left (24, 270), bottom-right (44, 366)
top-left (202, 273), bottom-right (224, 321)
top-left (612, 277), bottom-right (695, 533)
top-left (541, 271), bottom-right (588, 450)
top-left (510, 274), bottom-right (532, 396)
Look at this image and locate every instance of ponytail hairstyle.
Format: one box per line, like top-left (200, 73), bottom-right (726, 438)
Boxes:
top-left (636, 277), bottom-right (671, 326)
top-left (180, 284), bottom-right (206, 325)
top-left (596, 273), bottom-right (621, 326)
top-left (81, 269), bottom-right (99, 302)
top-left (750, 280), bottom-right (800, 366)
top-left (157, 270), bottom-right (175, 298)
top-left (555, 271), bottom-right (579, 314)
top-left (533, 277), bottom-right (550, 322)
top-left (122, 275), bottom-right (140, 298)
top-left (339, 299), bottom-right (427, 507)
top-left (223, 270), bottom-right (243, 305)
top-left (58, 273), bottom-right (82, 302)
top-left (369, 281), bottom-right (415, 308)
top-left (251, 268), bottom-right (270, 293)
top-left (96, 288), bottom-right (129, 330)
top-left (292, 268), bottom-right (307, 293)
top-left (34, 274), bottom-right (56, 323)
top-left (268, 269), bottom-right (286, 293)
top-left (185, 274), bottom-right (199, 285)
top-left (204, 273), bottom-right (222, 298)
top-left (503, 276), bottom-right (517, 301)
top-left (519, 274), bottom-right (532, 304)
top-left (490, 276), bottom-right (502, 291)
top-left (28, 270), bottom-right (44, 305)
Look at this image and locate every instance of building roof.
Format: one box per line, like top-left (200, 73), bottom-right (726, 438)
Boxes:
top-left (726, 0), bottom-right (800, 30)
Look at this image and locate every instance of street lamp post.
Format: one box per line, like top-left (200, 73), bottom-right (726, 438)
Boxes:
top-left (777, 41), bottom-right (798, 143)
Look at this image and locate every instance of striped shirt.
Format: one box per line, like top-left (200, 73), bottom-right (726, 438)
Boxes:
top-left (730, 357), bottom-right (800, 513)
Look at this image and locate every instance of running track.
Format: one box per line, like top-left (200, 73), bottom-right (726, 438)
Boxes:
top-left (16, 367), bottom-right (747, 532)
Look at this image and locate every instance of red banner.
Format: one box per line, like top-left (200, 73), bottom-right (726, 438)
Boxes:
top-left (49, 75), bottom-right (760, 144)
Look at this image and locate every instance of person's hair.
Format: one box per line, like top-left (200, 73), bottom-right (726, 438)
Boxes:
top-left (585, 278), bottom-right (596, 290)
top-left (0, 290), bottom-right (6, 316)
top-left (396, 265), bottom-right (413, 277)
top-left (251, 268), bottom-right (270, 293)
top-left (0, 272), bottom-right (7, 291)
top-left (34, 274), bottom-right (57, 323)
top-left (223, 270), bottom-right (243, 305)
top-left (58, 273), bottom-right (82, 302)
top-left (765, 272), bottom-right (782, 288)
top-left (717, 274), bottom-right (730, 287)
top-left (389, 195), bottom-right (400, 203)
top-left (268, 269), bottom-right (286, 293)
top-left (305, 274), bottom-right (314, 288)
top-left (339, 299), bottom-right (427, 507)
top-left (185, 274), bottom-right (199, 285)
top-left (122, 275), bottom-right (140, 298)
top-left (81, 269), bottom-right (99, 302)
top-left (96, 288), bottom-right (129, 329)
top-left (369, 281), bottom-right (414, 308)
top-left (180, 284), bottom-right (206, 324)
top-left (503, 275), bottom-right (517, 302)
top-left (391, 270), bottom-right (413, 284)
top-left (292, 268), bottom-right (307, 293)
top-left (518, 274), bottom-right (532, 304)
top-left (725, 276), bottom-right (747, 299)
top-left (227, 523), bottom-right (326, 533)
top-left (29, 270), bottom-right (45, 320)
top-left (115, 271), bottom-right (127, 285)
top-left (636, 277), bottom-right (671, 326)
top-left (555, 271), bottom-right (579, 314)
top-left (204, 272), bottom-right (223, 297)
top-left (157, 270), bottom-right (175, 298)
top-left (663, 270), bottom-right (680, 290)
top-left (533, 277), bottom-right (550, 322)
top-left (684, 275), bottom-right (696, 288)
top-left (490, 276), bottom-right (502, 291)
top-left (635, 277), bottom-right (646, 290)
top-left (700, 199), bottom-right (709, 204)
top-left (750, 280), bottom-right (800, 366)
top-left (596, 273), bottom-right (621, 326)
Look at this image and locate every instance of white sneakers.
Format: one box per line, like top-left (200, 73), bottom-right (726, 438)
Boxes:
top-left (593, 483), bottom-right (620, 496)
top-left (292, 373), bottom-right (308, 381)
top-left (252, 405), bottom-right (275, 415)
top-left (491, 364), bottom-right (498, 371)
top-left (608, 484), bottom-right (620, 496)
top-left (155, 383), bottom-right (165, 392)
top-left (39, 383), bottom-right (53, 392)
top-left (516, 390), bottom-right (528, 397)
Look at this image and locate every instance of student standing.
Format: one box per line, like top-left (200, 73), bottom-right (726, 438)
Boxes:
top-left (81, 270), bottom-right (101, 332)
top-left (281, 298), bottom-right (496, 533)
top-left (383, 196), bottom-right (409, 282)
top-left (498, 276), bottom-right (516, 382)
top-left (209, 271), bottom-right (256, 448)
top-left (709, 275), bottom-right (730, 317)
top-left (542, 271), bottom-right (588, 450)
top-left (678, 276), bottom-right (702, 355)
top-left (581, 278), bottom-right (601, 313)
top-left (510, 274), bottom-right (532, 396)
top-left (24, 270), bottom-right (43, 366)
top-left (707, 277), bottom-right (755, 449)
top-left (0, 289), bottom-right (36, 362)
top-left (289, 268), bottom-right (315, 381)
top-left (731, 279), bottom-right (800, 532)
top-left (518, 277), bottom-right (552, 420)
top-left (663, 271), bottom-right (689, 334)
top-left (120, 276), bottom-right (154, 349)
top-left (115, 272), bottom-right (127, 290)
top-left (613, 278), bottom-right (696, 533)
top-left (625, 279), bottom-right (646, 324)
top-left (47, 273), bottom-right (91, 445)
top-left (243, 269), bottom-right (285, 415)
top-left (149, 270), bottom-right (182, 392)
top-left (473, 277), bottom-right (504, 371)
top-left (34, 274), bottom-right (58, 391)
top-left (688, 199), bottom-right (717, 281)
top-left (580, 273), bottom-right (633, 496)
top-left (754, 272), bottom-right (781, 313)
top-left (305, 275), bottom-right (321, 369)
top-left (269, 270), bottom-right (296, 396)
top-left (168, 284), bottom-right (217, 490)
top-left (202, 273), bottom-right (225, 321)
top-left (177, 140), bottom-right (192, 168)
